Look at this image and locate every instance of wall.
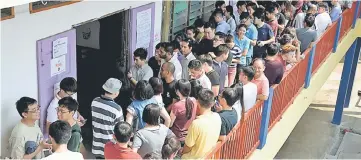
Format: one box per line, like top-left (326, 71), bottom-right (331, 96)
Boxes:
top-left (0, 1), bottom-right (163, 157)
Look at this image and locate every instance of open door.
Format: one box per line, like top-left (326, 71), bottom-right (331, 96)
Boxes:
top-left (36, 29), bottom-right (77, 136)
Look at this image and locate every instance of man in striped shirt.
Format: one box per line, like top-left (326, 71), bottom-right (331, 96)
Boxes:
top-left (91, 78), bottom-right (123, 159)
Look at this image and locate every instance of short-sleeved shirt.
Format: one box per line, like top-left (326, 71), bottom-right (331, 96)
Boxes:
top-left (206, 70), bottom-right (220, 86)
top-left (330, 4), bottom-right (342, 22)
top-left (296, 28), bottom-right (318, 53)
top-left (245, 24), bottom-right (258, 58)
top-left (159, 55), bottom-right (183, 80)
top-left (170, 98), bottom-right (197, 141)
top-left (8, 122), bottom-right (44, 159)
top-left (162, 79), bottom-right (178, 109)
top-left (267, 19), bottom-right (279, 38)
top-left (104, 141), bottom-right (142, 159)
top-left (264, 59), bottom-right (284, 86)
top-left (216, 21), bottom-right (231, 34)
top-left (181, 112), bottom-right (222, 159)
top-left (132, 124), bottom-right (174, 158)
top-left (232, 82), bottom-right (258, 121)
top-left (252, 74), bottom-right (270, 97)
top-left (213, 60), bottom-right (229, 92)
top-left (254, 23), bottom-right (274, 58)
top-left (196, 73), bottom-right (212, 90)
top-left (130, 64), bottom-right (153, 82)
top-left (233, 35), bottom-right (251, 66)
top-left (218, 109), bottom-right (238, 135)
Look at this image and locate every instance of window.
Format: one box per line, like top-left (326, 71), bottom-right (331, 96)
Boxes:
top-left (1, 7), bottom-right (15, 21)
top-left (168, 0), bottom-right (217, 40)
top-left (30, 0), bottom-right (80, 14)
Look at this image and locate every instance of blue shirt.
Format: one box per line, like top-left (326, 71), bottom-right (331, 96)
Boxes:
top-left (254, 23), bottom-right (274, 58)
top-left (245, 24), bottom-right (258, 58)
top-left (216, 21), bottom-right (231, 34)
top-left (233, 35), bottom-right (251, 65)
top-left (330, 4), bottom-right (342, 22)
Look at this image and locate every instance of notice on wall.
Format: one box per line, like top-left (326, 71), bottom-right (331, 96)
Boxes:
top-left (52, 37), bottom-right (68, 58)
top-left (50, 55), bottom-right (66, 77)
top-left (136, 8), bottom-right (152, 49)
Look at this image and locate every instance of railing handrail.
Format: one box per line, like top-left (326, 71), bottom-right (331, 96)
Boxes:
top-left (204, 3), bottom-right (359, 159)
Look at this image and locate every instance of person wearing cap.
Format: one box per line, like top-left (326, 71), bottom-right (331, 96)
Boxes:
top-left (91, 78), bottom-right (123, 159)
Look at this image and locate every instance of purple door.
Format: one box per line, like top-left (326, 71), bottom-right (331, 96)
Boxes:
top-left (36, 29), bottom-right (77, 136)
top-left (130, 2), bottom-right (156, 65)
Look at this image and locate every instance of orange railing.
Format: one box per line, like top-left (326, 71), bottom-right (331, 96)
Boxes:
top-left (204, 3), bottom-right (359, 159)
top-left (312, 21), bottom-right (338, 74)
top-left (205, 101), bottom-right (263, 159)
top-left (268, 49), bottom-right (310, 130)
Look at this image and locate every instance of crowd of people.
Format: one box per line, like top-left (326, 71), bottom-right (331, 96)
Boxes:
top-left (7, 0), bottom-right (353, 159)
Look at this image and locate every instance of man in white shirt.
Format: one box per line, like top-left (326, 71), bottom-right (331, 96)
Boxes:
top-left (293, 4), bottom-right (317, 29)
top-left (159, 42), bottom-right (182, 80)
top-left (42, 121), bottom-right (83, 160)
top-left (315, 2), bottom-right (332, 37)
top-left (232, 66), bottom-right (257, 121)
top-left (46, 77), bottom-right (83, 135)
top-left (188, 59), bottom-right (212, 90)
top-left (127, 48), bottom-right (153, 85)
top-left (178, 39), bottom-right (196, 80)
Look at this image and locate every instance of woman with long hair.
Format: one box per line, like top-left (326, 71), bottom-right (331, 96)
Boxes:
top-left (126, 80), bottom-right (170, 131)
top-left (169, 79), bottom-right (197, 145)
top-left (230, 83), bottom-right (246, 122)
top-left (225, 5), bottom-right (237, 34)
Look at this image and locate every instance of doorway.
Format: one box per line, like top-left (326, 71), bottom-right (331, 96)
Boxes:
top-left (74, 9), bottom-right (131, 151)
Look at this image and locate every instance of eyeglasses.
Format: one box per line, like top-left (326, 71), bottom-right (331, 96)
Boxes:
top-left (56, 107), bottom-right (71, 114)
top-left (26, 106), bottom-right (40, 113)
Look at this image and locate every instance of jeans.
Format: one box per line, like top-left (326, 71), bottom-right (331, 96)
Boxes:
top-left (228, 66), bottom-right (237, 87)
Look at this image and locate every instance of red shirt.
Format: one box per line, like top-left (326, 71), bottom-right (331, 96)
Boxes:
top-left (170, 98), bottom-right (197, 142)
top-left (104, 141), bottom-right (142, 159)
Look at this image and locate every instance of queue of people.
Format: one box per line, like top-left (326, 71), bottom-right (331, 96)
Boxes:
top-left (7, 0), bottom-right (349, 159)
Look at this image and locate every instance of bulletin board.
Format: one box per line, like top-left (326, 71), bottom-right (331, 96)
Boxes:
top-left (36, 29), bottom-right (77, 136)
top-left (130, 2), bottom-right (155, 63)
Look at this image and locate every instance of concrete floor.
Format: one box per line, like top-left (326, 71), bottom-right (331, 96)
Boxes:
top-left (276, 63), bottom-right (361, 159)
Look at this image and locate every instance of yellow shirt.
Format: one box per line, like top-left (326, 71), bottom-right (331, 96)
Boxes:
top-left (182, 112), bottom-right (222, 159)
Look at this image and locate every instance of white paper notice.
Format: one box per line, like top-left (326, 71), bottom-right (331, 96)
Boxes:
top-left (50, 55), bottom-right (66, 77)
top-left (136, 9), bottom-right (152, 49)
top-left (53, 37), bottom-right (68, 58)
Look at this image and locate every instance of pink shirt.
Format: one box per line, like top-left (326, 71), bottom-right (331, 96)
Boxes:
top-left (251, 74), bottom-right (270, 97)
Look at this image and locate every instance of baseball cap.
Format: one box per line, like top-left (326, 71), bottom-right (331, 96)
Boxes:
top-left (102, 78), bottom-right (122, 94)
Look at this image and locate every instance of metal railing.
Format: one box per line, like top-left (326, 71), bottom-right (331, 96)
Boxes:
top-left (204, 2), bottom-right (360, 159)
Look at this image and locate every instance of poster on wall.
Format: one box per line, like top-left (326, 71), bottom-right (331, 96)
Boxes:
top-left (50, 55), bottom-right (66, 77)
top-left (136, 8), bottom-right (151, 49)
top-left (52, 37), bottom-right (68, 58)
